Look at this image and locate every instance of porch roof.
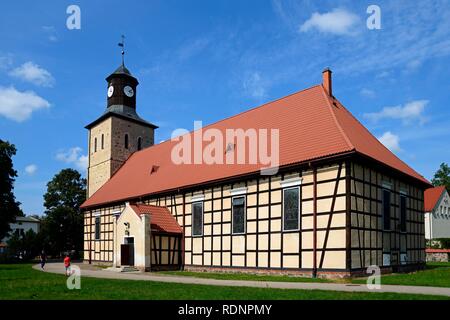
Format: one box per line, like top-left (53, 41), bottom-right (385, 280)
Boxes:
top-left (130, 203), bottom-right (183, 234)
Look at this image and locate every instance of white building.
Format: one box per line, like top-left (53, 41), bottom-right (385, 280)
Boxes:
top-left (425, 186), bottom-right (450, 240)
top-left (0, 216), bottom-right (41, 253)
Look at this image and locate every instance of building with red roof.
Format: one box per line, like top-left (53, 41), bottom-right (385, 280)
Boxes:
top-left (424, 186), bottom-right (450, 240)
top-left (81, 62), bottom-right (430, 276)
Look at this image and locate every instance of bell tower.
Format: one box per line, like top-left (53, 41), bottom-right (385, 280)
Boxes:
top-left (85, 39), bottom-right (157, 198)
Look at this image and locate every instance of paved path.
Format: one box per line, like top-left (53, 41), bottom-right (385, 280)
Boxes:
top-left (34, 263), bottom-right (450, 297)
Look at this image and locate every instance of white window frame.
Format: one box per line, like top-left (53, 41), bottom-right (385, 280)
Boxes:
top-left (191, 201), bottom-right (204, 237)
top-left (282, 186), bottom-right (301, 232)
top-left (231, 195), bottom-right (246, 235)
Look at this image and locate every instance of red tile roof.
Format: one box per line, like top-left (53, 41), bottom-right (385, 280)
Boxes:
top-left (82, 84), bottom-right (429, 209)
top-left (424, 186), bottom-right (447, 212)
top-left (130, 204), bottom-right (182, 234)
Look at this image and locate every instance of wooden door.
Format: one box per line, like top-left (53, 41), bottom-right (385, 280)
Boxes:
top-left (121, 244), bottom-right (130, 265)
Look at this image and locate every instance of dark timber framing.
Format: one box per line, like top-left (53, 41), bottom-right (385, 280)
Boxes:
top-left (83, 153), bottom-right (428, 276)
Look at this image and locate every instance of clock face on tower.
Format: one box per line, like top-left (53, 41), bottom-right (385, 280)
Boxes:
top-left (107, 85), bottom-right (114, 97)
top-left (123, 85), bottom-right (134, 97)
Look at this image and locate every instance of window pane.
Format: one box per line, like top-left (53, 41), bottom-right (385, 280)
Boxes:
top-left (284, 188), bottom-right (299, 230)
top-left (383, 190), bottom-right (391, 230)
top-left (400, 196), bottom-right (407, 232)
top-left (232, 197), bottom-right (245, 234)
top-left (95, 217), bottom-right (100, 240)
top-left (192, 203), bottom-right (203, 236)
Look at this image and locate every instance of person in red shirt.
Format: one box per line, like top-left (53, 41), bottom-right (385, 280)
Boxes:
top-left (64, 254), bottom-right (71, 276)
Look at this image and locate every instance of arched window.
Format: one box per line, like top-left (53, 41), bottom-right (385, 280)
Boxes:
top-left (137, 137), bottom-right (142, 151)
top-left (94, 137), bottom-right (97, 152)
top-left (101, 134), bottom-right (104, 149)
top-left (124, 134), bottom-right (129, 149)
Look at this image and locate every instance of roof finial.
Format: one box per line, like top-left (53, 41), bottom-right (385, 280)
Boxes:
top-left (118, 35), bottom-right (125, 66)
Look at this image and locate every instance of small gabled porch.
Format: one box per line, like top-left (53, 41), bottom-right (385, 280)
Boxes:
top-left (113, 202), bottom-right (183, 271)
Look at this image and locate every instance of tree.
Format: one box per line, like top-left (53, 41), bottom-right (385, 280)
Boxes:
top-left (0, 140), bottom-right (22, 240)
top-left (431, 163), bottom-right (450, 192)
top-left (42, 169), bottom-right (86, 256)
top-left (6, 229), bottom-right (40, 261)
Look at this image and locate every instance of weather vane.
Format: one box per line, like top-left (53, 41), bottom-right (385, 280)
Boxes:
top-left (118, 35), bottom-right (125, 66)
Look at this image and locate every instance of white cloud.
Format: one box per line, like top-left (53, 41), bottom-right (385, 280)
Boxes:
top-left (0, 55), bottom-right (13, 70)
top-left (56, 147), bottom-right (88, 171)
top-left (0, 86), bottom-right (50, 122)
top-left (378, 131), bottom-right (401, 152)
top-left (42, 26), bottom-right (58, 42)
top-left (360, 88), bottom-right (376, 98)
top-left (177, 38), bottom-right (210, 61)
top-left (243, 72), bottom-right (268, 99)
top-left (299, 8), bottom-right (360, 35)
top-left (25, 164), bottom-right (38, 175)
top-left (9, 61), bottom-right (55, 87)
top-left (364, 100), bottom-right (429, 124)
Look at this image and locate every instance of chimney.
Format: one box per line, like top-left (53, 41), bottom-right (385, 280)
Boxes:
top-left (322, 68), bottom-right (332, 97)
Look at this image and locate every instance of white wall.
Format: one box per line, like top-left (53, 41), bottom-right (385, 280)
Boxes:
top-left (1, 217), bottom-right (40, 243)
top-left (425, 190), bottom-right (450, 239)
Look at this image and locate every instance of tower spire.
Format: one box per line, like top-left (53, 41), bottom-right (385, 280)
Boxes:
top-left (118, 35), bottom-right (125, 66)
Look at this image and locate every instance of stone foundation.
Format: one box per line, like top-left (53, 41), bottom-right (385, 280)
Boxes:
top-left (184, 264), bottom-right (425, 279)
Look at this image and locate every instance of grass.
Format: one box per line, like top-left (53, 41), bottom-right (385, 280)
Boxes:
top-left (353, 262), bottom-right (450, 288)
top-left (0, 264), bottom-right (448, 300)
top-left (159, 270), bottom-right (336, 283)
top-left (161, 262), bottom-right (450, 288)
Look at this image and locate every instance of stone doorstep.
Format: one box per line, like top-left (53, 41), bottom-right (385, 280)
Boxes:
top-left (105, 266), bottom-right (141, 273)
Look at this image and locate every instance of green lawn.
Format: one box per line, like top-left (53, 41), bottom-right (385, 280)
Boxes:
top-left (161, 262), bottom-right (450, 288)
top-left (353, 262), bottom-right (450, 288)
top-left (160, 270), bottom-right (337, 283)
top-left (0, 264), bottom-right (447, 300)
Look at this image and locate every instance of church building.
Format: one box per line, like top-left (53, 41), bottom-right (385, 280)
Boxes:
top-left (81, 59), bottom-right (430, 277)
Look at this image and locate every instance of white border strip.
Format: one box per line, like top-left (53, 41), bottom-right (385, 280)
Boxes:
top-left (280, 177), bottom-right (303, 188)
top-left (230, 187), bottom-right (248, 196)
top-left (191, 194), bottom-right (205, 202)
top-left (382, 181), bottom-right (392, 190)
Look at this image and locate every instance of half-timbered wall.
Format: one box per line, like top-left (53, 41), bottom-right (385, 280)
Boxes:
top-left (151, 234), bottom-right (182, 268)
top-left (84, 204), bottom-right (124, 263)
top-left (84, 163), bottom-right (347, 271)
top-left (349, 161), bottom-right (425, 270)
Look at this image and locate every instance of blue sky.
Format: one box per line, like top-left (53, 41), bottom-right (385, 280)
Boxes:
top-left (1, 0), bottom-right (449, 215)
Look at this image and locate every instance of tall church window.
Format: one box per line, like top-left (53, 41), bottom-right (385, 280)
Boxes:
top-left (95, 216), bottom-right (100, 240)
top-left (137, 137), bottom-right (142, 151)
top-left (125, 134), bottom-right (129, 149)
top-left (383, 189), bottom-right (391, 230)
top-left (101, 134), bottom-right (104, 149)
top-left (192, 202), bottom-right (203, 236)
top-left (232, 196), bottom-right (246, 234)
top-left (94, 138), bottom-right (97, 152)
top-left (400, 195), bottom-right (407, 232)
top-left (283, 187), bottom-right (300, 231)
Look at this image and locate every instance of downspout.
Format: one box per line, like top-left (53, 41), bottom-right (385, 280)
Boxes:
top-left (311, 163), bottom-right (318, 278)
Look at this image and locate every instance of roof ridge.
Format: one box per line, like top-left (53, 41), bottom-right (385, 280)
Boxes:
top-left (319, 85), bottom-right (354, 151)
